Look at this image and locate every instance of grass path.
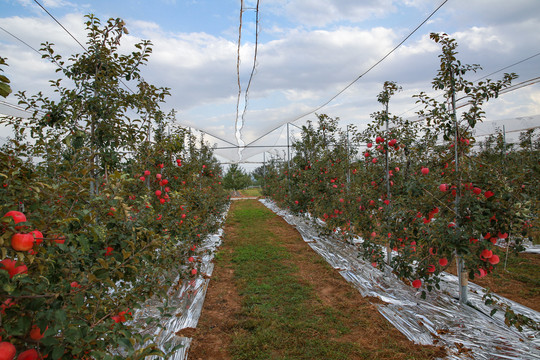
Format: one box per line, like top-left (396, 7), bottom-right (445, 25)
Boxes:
top-left (188, 200), bottom-right (445, 360)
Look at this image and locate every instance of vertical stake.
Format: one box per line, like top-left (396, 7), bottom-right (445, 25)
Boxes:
top-left (287, 122), bottom-right (290, 197)
top-left (450, 63), bottom-right (468, 304)
top-left (346, 125), bottom-right (351, 186)
top-left (385, 103), bottom-right (392, 265)
top-left (263, 151), bottom-right (266, 190)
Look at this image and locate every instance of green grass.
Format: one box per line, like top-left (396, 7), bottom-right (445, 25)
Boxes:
top-left (227, 201), bottom-right (364, 360)
top-left (238, 187), bottom-right (262, 197)
top-left (503, 253), bottom-right (540, 296)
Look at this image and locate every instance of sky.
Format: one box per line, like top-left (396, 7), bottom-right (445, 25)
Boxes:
top-left (1, 0), bottom-right (539, 169)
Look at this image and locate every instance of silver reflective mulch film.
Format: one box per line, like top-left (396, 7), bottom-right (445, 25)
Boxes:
top-left (129, 205), bottom-right (230, 359)
top-left (260, 199), bottom-right (540, 360)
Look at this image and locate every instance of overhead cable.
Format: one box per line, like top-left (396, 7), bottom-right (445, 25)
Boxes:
top-left (0, 26), bottom-right (66, 71)
top-left (398, 50), bottom-right (540, 118)
top-left (32, 0), bottom-right (87, 51)
top-left (246, 0), bottom-right (449, 147)
top-left (2, 3), bottom-right (238, 148)
top-left (0, 99), bottom-right (45, 115)
top-left (475, 51), bottom-right (540, 82)
top-left (31, 0), bottom-right (139, 93)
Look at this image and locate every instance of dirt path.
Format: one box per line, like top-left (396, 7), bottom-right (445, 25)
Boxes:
top-left (188, 200), bottom-right (446, 360)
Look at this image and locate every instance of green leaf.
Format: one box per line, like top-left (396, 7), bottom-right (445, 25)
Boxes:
top-left (41, 336), bottom-right (59, 347)
top-left (0, 82), bottom-right (12, 98)
top-left (74, 293), bottom-right (84, 307)
top-left (55, 309), bottom-right (67, 324)
top-left (118, 337), bottom-right (134, 352)
top-left (97, 258), bottom-right (109, 269)
top-left (94, 268), bottom-right (109, 279)
top-left (3, 282), bottom-right (16, 293)
top-left (146, 349), bottom-right (166, 356)
top-left (52, 346), bottom-right (65, 360)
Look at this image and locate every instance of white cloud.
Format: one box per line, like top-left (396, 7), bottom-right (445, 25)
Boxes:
top-left (265, 0), bottom-right (396, 27)
top-left (454, 26), bottom-right (511, 54)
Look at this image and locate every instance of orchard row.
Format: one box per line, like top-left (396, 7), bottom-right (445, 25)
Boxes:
top-left (1, 15), bottom-right (229, 360)
top-left (262, 34), bottom-right (538, 317)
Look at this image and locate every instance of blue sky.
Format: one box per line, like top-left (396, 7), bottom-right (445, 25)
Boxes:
top-left (1, 0), bottom-right (539, 166)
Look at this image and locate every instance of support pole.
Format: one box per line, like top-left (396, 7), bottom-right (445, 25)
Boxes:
top-left (450, 64), bottom-right (468, 304)
top-left (385, 103), bottom-right (392, 265)
top-left (346, 125), bottom-right (351, 185)
top-left (263, 151), bottom-right (266, 190)
top-left (287, 122), bottom-right (290, 196)
top-left (287, 122), bottom-right (290, 166)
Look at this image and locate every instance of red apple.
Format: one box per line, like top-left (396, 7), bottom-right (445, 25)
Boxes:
top-left (476, 268), bottom-right (487, 278)
top-left (481, 249), bottom-right (493, 259)
top-left (488, 255), bottom-right (500, 265)
top-left (52, 234), bottom-right (66, 245)
top-left (427, 265), bottom-right (436, 273)
top-left (0, 259), bottom-right (27, 278)
top-left (3, 211), bottom-right (26, 230)
top-left (412, 279), bottom-right (422, 288)
top-left (11, 233), bottom-right (34, 252)
top-left (421, 167), bottom-right (429, 175)
top-left (29, 325), bottom-right (47, 341)
top-left (484, 190), bottom-right (494, 199)
top-left (144, 170), bottom-right (150, 176)
top-left (29, 230), bottom-right (44, 245)
top-left (155, 190), bottom-right (162, 197)
top-left (0, 342), bottom-right (16, 360)
top-left (439, 258), bottom-right (448, 267)
top-left (439, 183), bottom-right (448, 192)
top-left (0, 259), bottom-right (15, 274)
top-left (16, 349), bottom-right (39, 360)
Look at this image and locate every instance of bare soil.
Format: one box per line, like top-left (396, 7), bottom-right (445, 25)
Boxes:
top-left (187, 227), bottom-right (243, 360)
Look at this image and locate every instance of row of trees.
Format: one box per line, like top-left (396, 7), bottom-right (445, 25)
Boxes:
top-left (261, 33), bottom-right (538, 327)
top-left (1, 15), bottom-right (228, 359)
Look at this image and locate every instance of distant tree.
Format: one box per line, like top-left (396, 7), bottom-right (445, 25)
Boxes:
top-left (223, 163), bottom-right (252, 190)
top-left (252, 165), bottom-right (266, 186)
